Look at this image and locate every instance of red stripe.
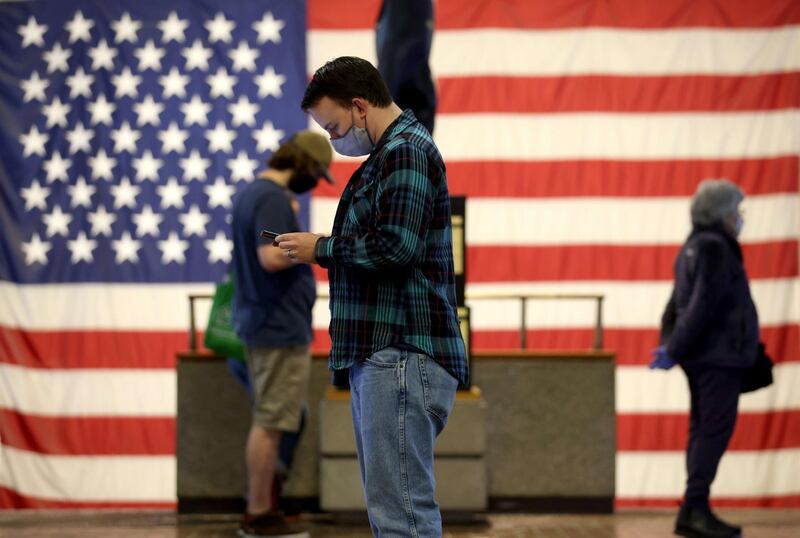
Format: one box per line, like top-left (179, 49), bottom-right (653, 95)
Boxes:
top-left (0, 327), bottom-right (186, 368)
top-left (466, 325), bottom-right (800, 365)
top-left (438, 73), bottom-right (800, 114)
top-left (0, 409), bottom-right (175, 456)
top-left (0, 487), bottom-right (174, 509)
top-left (312, 325), bottom-right (799, 365)
top-left (308, 0), bottom-right (800, 29)
top-left (466, 242), bottom-right (798, 282)
top-left (315, 157), bottom-right (799, 199)
top-left (618, 410), bottom-right (800, 451)
top-left (616, 495), bottom-right (800, 508)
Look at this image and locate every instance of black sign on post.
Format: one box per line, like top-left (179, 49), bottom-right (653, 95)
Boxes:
top-left (450, 195), bottom-right (466, 307)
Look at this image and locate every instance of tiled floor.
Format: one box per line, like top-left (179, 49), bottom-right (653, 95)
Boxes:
top-left (0, 510), bottom-right (799, 537)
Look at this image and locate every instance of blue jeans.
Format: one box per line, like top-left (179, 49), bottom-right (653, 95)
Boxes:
top-left (349, 346), bottom-right (458, 537)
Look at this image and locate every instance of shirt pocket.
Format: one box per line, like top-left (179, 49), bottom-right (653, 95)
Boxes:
top-left (345, 182), bottom-right (375, 232)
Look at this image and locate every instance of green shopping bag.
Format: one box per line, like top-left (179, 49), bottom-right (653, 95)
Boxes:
top-left (204, 275), bottom-right (246, 361)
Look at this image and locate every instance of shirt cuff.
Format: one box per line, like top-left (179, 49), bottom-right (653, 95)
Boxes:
top-left (314, 236), bottom-right (334, 268)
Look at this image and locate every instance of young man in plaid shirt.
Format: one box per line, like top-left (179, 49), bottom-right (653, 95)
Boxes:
top-left (277, 56), bottom-right (468, 537)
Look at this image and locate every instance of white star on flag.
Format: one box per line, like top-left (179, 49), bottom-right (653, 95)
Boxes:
top-left (43, 206), bottom-right (72, 236)
top-left (111, 121), bottom-right (141, 153)
top-left (66, 66), bottom-right (94, 99)
top-left (159, 67), bottom-right (190, 99)
top-left (158, 231), bottom-right (189, 264)
top-left (181, 95), bottom-right (212, 126)
top-left (206, 122), bottom-right (236, 153)
top-left (21, 234), bottom-right (51, 265)
top-left (133, 205), bottom-right (163, 237)
top-left (18, 16), bottom-right (48, 48)
top-left (43, 152), bottom-right (72, 183)
top-left (20, 181), bottom-right (50, 211)
top-left (229, 96), bottom-right (259, 126)
top-left (229, 41), bottom-right (259, 72)
top-left (87, 205), bottom-right (117, 236)
top-left (179, 150), bottom-right (210, 181)
top-left (88, 149), bottom-right (117, 181)
top-left (112, 231), bottom-right (142, 264)
top-left (66, 123), bottom-right (94, 153)
top-left (132, 150), bottom-right (164, 182)
top-left (227, 151), bottom-right (259, 182)
top-left (88, 39), bottom-right (117, 71)
top-left (204, 231), bottom-right (233, 263)
top-left (67, 176), bottom-right (96, 208)
top-left (134, 95), bottom-right (164, 126)
top-left (205, 177), bottom-right (236, 209)
top-left (253, 121), bottom-right (284, 152)
top-left (111, 12), bottom-right (141, 44)
top-left (112, 67), bottom-right (142, 99)
top-left (42, 97), bottom-right (71, 128)
top-left (205, 12), bottom-right (235, 43)
top-left (87, 94), bottom-right (116, 125)
top-left (67, 231), bottom-right (97, 263)
top-left (65, 10), bottom-right (94, 43)
top-left (157, 177), bottom-right (188, 209)
top-left (134, 40), bottom-right (165, 71)
top-left (19, 125), bottom-right (48, 157)
top-left (158, 122), bottom-right (189, 154)
top-left (110, 177), bottom-right (140, 209)
top-left (182, 40), bottom-right (212, 71)
top-left (254, 66), bottom-right (286, 99)
top-left (20, 71), bottom-right (48, 102)
top-left (206, 67), bottom-right (237, 99)
top-left (253, 12), bottom-right (284, 44)
top-left (43, 43), bottom-right (71, 73)
top-left (179, 204), bottom-right (210, 236)
top-left (158, 11), bottom-right (189, 42)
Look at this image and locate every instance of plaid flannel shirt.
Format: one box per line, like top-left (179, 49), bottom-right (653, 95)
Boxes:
top-left (314, 109), bottom-right (468, 384)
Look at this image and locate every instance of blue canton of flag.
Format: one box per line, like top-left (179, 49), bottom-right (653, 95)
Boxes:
top-left (0, 0), bottom-right (308, 284)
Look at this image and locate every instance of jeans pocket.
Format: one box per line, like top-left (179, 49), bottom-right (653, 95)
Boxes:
top-left (419, 355), bottom-right (458, 426)
top-left (363, 346), bottom-right (403, 369)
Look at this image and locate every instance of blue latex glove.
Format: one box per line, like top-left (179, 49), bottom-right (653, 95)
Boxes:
top-left (649, 345), bottom-right (676, 370)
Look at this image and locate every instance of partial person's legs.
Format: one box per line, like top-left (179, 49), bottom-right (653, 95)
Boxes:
top-left (683, 365), bottom-right (742, 509)
top-left (350, 347), bottom-right (457, 537)
top-left (246, 426), bottom-right (282, 514)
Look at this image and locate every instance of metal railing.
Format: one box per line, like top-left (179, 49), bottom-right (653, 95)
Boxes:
top-left (188, 291), bottom-right (605, 352)
top-left (464, 292), bottom-right (605, 351)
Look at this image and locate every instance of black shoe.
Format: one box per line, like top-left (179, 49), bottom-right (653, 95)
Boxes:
top-left (238, 511), bottom-right (309, 538)
top-left (675, 505), bottom-right (741, 538)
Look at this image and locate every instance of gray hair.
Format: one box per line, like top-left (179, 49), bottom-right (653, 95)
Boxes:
top-left (690, 179), bottom-right (744, 226)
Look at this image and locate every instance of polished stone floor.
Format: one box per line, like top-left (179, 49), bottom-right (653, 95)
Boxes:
top-left (0, 510), bottom-right (799, 537)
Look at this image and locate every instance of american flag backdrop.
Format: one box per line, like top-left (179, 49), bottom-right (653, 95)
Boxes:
top-left (1, 0), bottom-right (799, 509)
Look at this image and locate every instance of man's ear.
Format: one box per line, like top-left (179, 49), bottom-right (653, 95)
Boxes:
top-left (351, 97), bottom-right (369, 118)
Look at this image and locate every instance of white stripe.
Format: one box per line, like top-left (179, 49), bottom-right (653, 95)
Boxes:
top-left (309, 26), bottom-right (800, 76)
top-left (2, 278), bottom-right (795, 331)
top-left (616, 362), bottom-right (800, 413)
top-left (0, 445), bottom-right (174, 502)
top-left (0, 282), bottom-right (213, 330)
top-left (316, 110), bottom-right (800, 162)
top-left (433, 111), bottom-right (800, 161)
top-left (310, 193), bottom-right (800, 245)
top-left (617, 449), bottom-right (800, 498)
top-left (0, 364), bottom-right (175, 416)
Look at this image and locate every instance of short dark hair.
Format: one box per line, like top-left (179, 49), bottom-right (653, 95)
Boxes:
top-left (267, 140), bottom-right (316, 172)
top-left (301, 56), bottom-right (392, 111)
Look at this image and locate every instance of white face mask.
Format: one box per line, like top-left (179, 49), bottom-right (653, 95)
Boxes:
top-left (330, 110), bottom-right (374, 157)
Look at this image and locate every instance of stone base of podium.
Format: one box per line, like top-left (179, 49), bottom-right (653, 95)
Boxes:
top-left (319, 386), bottom-right (488, 513)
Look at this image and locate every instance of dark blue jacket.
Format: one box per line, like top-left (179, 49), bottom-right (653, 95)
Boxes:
top-left (665, 223), bottom-right (759, 369)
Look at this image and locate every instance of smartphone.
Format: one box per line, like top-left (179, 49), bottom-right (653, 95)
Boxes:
top-left (259, 229), bottom-right (280, 242)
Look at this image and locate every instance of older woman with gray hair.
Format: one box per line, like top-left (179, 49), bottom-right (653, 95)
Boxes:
top-left (654, 179), bottom-right (758, 538)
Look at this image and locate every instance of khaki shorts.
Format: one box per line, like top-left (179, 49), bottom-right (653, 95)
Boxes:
top-left (246, 345), bottom-right (311, 432)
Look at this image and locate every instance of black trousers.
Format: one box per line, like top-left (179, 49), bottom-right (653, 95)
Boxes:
top-left (682, 363), bottom-right (743, 509)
